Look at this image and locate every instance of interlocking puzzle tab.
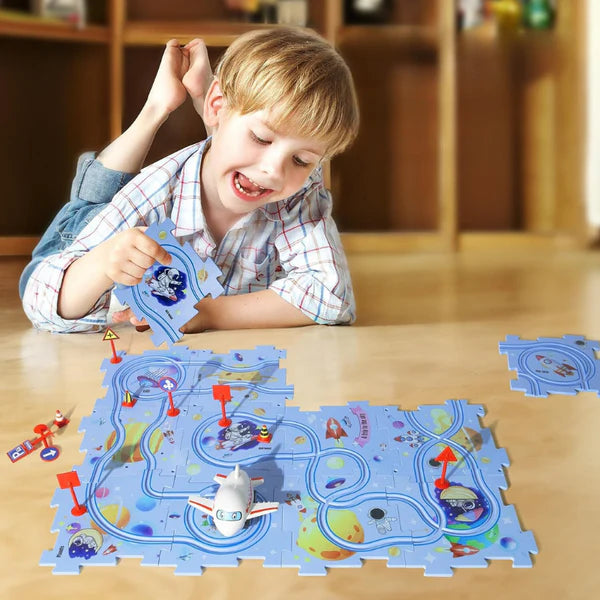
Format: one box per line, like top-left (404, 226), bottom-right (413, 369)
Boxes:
top-left (499, 334), bottom-right (600, 397)
top-left (114, 219), bottom-right (224, 347)
top-left (42, 346), bottom-right (537, 576)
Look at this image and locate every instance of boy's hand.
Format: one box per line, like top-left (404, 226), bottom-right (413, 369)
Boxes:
top-left (101, 227), bottom-right (171, 287)
top-left (112, 307), bottom-right (150, 330)
top-left (179, 301), bottom-right (207, 334)
top-left (113, 300), bottom-right (205, 334)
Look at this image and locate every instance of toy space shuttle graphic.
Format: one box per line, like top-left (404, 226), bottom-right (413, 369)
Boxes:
top-left (187, 464), bottom-right (279, 537)
top-left (536, 354), bottom-right (576, 377)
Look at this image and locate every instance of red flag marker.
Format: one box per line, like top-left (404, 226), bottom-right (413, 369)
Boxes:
top-left (434, 446), bottom-right (458, 490)
top-left (103, 328), bottom-right (122, 364)
top-left (57, 471), bottom-right (87, 516)
top-left (213, 384), bottom-right (232, 427)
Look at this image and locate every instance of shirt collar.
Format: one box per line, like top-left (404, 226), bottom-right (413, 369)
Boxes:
top-left (259, 165), bottom-right (324, 221)
top-left (170, 139), bottom-right (209, 238)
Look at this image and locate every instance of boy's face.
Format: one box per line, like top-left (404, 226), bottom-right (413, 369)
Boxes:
top-left (206, 108), bottom-right (327, 216)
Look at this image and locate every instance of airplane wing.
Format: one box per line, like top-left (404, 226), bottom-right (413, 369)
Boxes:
top-left (247, 501), bottom-right (279, 519)
top-left (214, 473), bottom-right (227, 483)
top-left (188, 495), bottom-right (214, 513)
top-left (250, 476), bottom-right (264, 486)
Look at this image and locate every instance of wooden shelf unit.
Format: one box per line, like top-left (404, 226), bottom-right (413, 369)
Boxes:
top-left (0, 0), bottom-right (587, 255)
top-left (0, 8), bottom-right (109, 43)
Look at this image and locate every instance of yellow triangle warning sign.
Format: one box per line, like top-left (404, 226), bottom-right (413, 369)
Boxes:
top-left (103, 328), bottom-right (119, 341)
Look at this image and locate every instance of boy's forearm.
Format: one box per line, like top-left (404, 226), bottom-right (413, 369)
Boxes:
top-left (97, 104), bottom-right (168, 173)
top-left (184, 289), bottom-right (315, 332)
top-left (57, 248), bottom-right (113, 320)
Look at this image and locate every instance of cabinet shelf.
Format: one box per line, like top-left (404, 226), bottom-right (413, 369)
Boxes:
top-left (337, 24), bottom-right (438, 50)
top-left (0, 9), bottom-right (109, 44)
top-left (124, 21), bottom-right (298, 47)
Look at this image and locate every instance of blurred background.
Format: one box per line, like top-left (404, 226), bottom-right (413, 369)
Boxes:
top-left (0, 0), bottom-right (592, 255)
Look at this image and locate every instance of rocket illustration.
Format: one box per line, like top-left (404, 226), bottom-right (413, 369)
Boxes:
top-left (535, 355), bottom-right (576, 377)
top-left (187, 464), bottom-right (279, 537)
top-left (325, 417), bottom-right (347, 441)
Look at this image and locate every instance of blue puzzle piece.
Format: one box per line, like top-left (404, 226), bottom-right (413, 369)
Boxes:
top-left (43, 347), bottom-right (537, 577)
top-left (499, 335), bottom-right (600, 397)
top-left (114, 219), bottom-right (224, 348)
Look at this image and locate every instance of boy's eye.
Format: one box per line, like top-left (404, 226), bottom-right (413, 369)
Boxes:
top-left (293, 156), bottom-right (310, 168)
top-left (250, 131), bottom-right (269, 145)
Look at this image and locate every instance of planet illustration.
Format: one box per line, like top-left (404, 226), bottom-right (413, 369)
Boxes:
top-left (106, 423), bottom-right (164, 463)
top-left (500, 537), bottom-right (517, 550)
top-left (294, 436), bottom-right (307, 445)
top-left (392, 421), bottom-right (404, 429)
top-left (325, 477), bottom-right (345, 489)
top-left (445, 524), bottom-right (499, 553)
top-left (186, 463), bottom-right (201, 476)
top-left (326, 456), bottom-right (344, 470)
top-left (131, 523), bottom-right (153, 537)
top-left (452, 427), bottom-right (483, 453)
top-left (297, 510), bottom-right (364, 560)
top-left (253, 407), bottom-right (266, 416)
top-left (202, 436), bottom-right (216, 447)
top-left (136, 496), bottom-right (157, 512)
top-left (95, 487), bottom-right (110, 499)
top-left (91, 504), bottom-right (131, 534)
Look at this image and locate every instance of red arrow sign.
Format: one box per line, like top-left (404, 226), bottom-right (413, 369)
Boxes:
top-left (435, 446), bottom-right (458, 464)
top-left (434, 446), bottom-right (458, 490)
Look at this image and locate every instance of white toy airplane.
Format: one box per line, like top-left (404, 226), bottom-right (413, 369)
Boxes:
top-left (188, 464), bottom-right (279, 537)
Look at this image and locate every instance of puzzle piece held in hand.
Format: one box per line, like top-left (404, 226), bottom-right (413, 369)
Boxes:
top-left (114, 219), bottom-right (224, 347)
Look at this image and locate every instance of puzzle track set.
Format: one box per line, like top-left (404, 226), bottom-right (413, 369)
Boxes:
top-left (42, 346), bottom-right (537, 576)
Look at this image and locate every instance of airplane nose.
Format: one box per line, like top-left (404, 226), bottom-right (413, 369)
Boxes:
top-left (215, 520), bottom-right (244, 537)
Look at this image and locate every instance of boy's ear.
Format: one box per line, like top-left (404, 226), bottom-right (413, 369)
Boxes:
top-left (203, 79), bottom-right (226, 128)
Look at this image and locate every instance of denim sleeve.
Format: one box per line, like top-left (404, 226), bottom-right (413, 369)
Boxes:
top-left (19, 152), bottom-right (137, 299)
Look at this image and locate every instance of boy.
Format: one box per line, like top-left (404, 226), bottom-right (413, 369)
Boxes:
top-left (21, 27), bottom-right (359, 334)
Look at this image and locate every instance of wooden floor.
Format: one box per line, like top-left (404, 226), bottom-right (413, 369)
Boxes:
top-left (1, 249), bottom-right (599, 600)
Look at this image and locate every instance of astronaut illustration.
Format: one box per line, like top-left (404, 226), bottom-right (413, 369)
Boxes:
top-left (145, 267), bottom-right (185, 302)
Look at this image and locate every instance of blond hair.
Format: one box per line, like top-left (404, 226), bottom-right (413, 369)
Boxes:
top-left (215, 27), bottom-right (359, 158)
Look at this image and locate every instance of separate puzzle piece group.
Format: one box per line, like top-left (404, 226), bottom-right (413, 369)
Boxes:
top-left (499, 334), bottom-right (600, 397)
top-left (114, 218), bottom-right (224, 347)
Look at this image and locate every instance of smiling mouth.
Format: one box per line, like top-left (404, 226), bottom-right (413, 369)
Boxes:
top-left (232, 172), bottom-right (272, 201)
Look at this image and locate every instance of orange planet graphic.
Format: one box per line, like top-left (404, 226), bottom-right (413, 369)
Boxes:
top-left (106, 423), bottom-right (164, 463)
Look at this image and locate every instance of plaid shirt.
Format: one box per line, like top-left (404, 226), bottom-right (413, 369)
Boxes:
top-left (23, 140), bottom-right (355, 332)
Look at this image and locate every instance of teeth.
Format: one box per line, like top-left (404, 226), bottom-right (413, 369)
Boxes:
top-left (234, 173), bottom-right (266, 197)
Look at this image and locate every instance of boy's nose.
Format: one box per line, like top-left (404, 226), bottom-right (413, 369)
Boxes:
top-left (259, 151), bottom-right (285, 185)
